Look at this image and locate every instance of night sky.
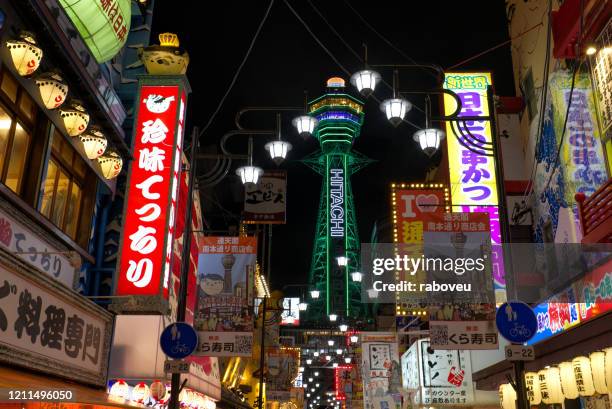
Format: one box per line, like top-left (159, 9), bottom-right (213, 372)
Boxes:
top-left (152, 1), bottom-right (515, 292)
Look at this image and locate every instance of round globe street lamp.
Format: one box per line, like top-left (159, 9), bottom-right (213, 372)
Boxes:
top-left (350, 69), bottom-right (381, 97)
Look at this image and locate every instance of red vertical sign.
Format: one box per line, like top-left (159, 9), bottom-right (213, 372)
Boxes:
top-left (116, 85), bottom-right (183, 296)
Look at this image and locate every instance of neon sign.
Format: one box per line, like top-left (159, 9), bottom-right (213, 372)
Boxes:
top-left (330, 168), bottom-right (344, 237)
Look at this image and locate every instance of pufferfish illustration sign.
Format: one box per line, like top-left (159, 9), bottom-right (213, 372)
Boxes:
top-left (194, 236), bottom-right (257, 357)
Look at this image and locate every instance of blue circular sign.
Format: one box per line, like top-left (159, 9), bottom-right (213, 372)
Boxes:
top-left (496, 301), bottom-right (537, 344)
top-left (160, 322), bottom-right (198, 359)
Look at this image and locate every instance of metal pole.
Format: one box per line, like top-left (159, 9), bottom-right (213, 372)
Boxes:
top-left (258, 297), bottom-right (267, 409)
top-left (513, 359), bottom-right (528, 409)
top-left (267, 225), bottom-right (272, 283)
top-left (168, 127), bottom-right (199, 409)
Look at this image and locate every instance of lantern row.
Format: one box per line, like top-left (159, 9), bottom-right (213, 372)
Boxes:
top-left (499, 348), bottom-right (612, 408)
top-left (109, 379), bottom-right (216, 409)
top-left (4, 31), bottom-right (123, 179)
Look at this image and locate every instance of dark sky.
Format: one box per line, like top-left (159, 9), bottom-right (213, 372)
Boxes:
top-left (152, 1), bottom-right (515, 292)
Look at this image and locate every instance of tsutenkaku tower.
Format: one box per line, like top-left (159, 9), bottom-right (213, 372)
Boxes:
top-left (302, 77), bottom-right (372, 320)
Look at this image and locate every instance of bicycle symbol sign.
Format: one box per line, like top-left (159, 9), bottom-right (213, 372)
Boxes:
top-left (160, 322), bottom-right (198, 359)
top-left (496, 301), bottom-right (537, 344)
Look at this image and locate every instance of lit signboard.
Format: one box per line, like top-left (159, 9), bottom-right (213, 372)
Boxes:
top-left (115, 81), bottom-right (188, 311)
top-left (281, 298), bottom-right (300, 326)
top-left (443, 72), bottom-right (498, 207)
top-left (330, 168), bottom-right (344, 237)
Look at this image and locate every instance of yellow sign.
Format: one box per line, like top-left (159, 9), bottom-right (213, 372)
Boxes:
top-left (443, 73), bottom-right (499, 206)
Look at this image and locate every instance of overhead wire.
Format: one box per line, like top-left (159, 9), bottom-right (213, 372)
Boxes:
top-left (196, 0), bottom-right (275, 139)
top-left (283, 0), bottom-right (423, 129)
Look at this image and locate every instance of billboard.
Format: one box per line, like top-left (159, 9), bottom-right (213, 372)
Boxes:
top-left (280, 298), bottom-right (300, 326)
top-left (114, 81), bottom-right (188, 313)
top-left (391, 183), bottom-right (449, 316)
top-left (444, 72), bottom-right (506, 300)
top-left (244, 170), bottom-right (287, 223)
top-left (194, 236), bottom-right (257, 357)
top-left (361, 332), bottom-right (401, 409)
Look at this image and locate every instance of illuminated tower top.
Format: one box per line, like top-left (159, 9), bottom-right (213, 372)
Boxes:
top-left (307, 77), bottom-right (365, 153)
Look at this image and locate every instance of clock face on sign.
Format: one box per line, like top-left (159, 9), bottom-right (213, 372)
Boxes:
top-left (421, 340), bottom-right (466, 388)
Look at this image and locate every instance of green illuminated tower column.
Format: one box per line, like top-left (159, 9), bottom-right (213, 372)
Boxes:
top-left (302, 77), bottom-right (372, 320)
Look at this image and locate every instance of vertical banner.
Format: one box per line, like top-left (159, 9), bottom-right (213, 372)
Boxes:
top-left (244, 170), bottom-right (287, 223)
top-left (194, 236), bottom-right (257, 356)
top-left (114, 81), bottom-right (188, 313)
top-left (391, 183), bottom-right (449, 316)
top-left (444, 72), bottom-right (506, 300)
top-left (425, 213), bottom-right (498, 350)
top-left (361, 333), bottom-right (401, 409)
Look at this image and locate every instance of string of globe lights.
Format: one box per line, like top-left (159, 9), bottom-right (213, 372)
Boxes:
top-left (4, 31), bottom-right (123, 179)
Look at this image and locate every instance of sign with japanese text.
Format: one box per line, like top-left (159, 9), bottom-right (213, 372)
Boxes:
top-left (429, 320), bottom-right (498, 350)
top-left (0, 204), bottom-right (77, 289)
top-left (194, 236), bottom-right (256, 357)
top-left (453, 205), bottom-right (506, 296)
top-left (0, 251), bottom-right (112, 386)
top-left (115, 83), bottom-right (187, 310)
top-left (266, 347), bottom-right (300, 391)
top-left (402, 339), bottom-right (475, 406)
top-left (244, 170), bottom-right (287, 224)
top-left (360, 332), bottom-right (401, 409)
top-left (391, 184), bottom-right (449, 315)
top-left (528, 259), bottom-right (612, 345)
top-left (443, 73), bottom-right (498, 207)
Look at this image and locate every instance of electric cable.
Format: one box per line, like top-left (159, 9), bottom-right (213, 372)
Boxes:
top-left (283, 0), bottom-right (423, 130)
top-left (197, 0), bottom-right (275, 139)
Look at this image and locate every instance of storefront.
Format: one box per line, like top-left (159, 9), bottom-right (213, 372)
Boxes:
top-left (0, 0), bottom-right (132, 407)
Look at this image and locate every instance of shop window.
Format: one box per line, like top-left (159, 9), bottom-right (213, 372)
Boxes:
top-left (40, 130), bottom-right (95, 245)
top-left (0, 103), bottom-right (31, 195)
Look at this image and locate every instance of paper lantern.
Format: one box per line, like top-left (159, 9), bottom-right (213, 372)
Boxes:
top-left (605, 348), bottom-right (612, 394)
top-left (589, 351), bottom-right (608, 394)
top-left (60, 100), bottom-right (89, 136)
top-left (5, 31), bottom-right (43, 76)
top-left (538, 368), bottom-right (564, 404)
top-left (97, 151), bottom-right (123, 179)
top-left (79, 127), bottom-right (108, 159)
top-left (203, 396), bottom-right (216, 409)
top-left (150, 380), bottom-right (166, 402)
top-left (524, 372), bottom-right (541, 405)
top-left (35, 72), bottom-right (68, 109)
top-left (59, 0), bottom-right (131, 63)
top-left (499, 383), bottom-right (516, 409)
top-left (559, 362), bottom-right (579, 399)
top-left (573, 356), bottom-right (596, 396)
top-left (109, 379), bottom-right (129, 399)
top-left (131, 382), bottom-right (150, 403)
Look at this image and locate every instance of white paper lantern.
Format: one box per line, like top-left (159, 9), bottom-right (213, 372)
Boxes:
top-left (559, 362), bottom-right (579, 399)
top-left (79, 127), bottom-right (108, 159)
top-left (605, 348), bottom-right (612, 394)
top-left (109, 379), bottom-right (129, 399)
top-left (539, 367), bottom-right (564, 404)
top-left (35, 72), bottom-right (68, 109)
top-left (589, 351), bottom-right (608, 395)
top-left (573, 356), bottom-right (596, 396)
top-left (60, 101), bottom-right (89, 137)
top-left (524, 372), bottom-right (542, 405)
top-left (98, 151), bottom-right (123, 179)
top-left (499, 383), bottom-right (516, 409)
top-left (150, 380), bottom-right (167, 402)
top-left (5, 32), bottom-right (43, 76)
top-left (131, 382), bottom-right (150, 403)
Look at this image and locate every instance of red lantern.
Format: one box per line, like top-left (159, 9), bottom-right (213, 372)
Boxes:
top-left (131, 382), bottom-right (150, 403)
top-left (150, 380), bottom-right (167, 402)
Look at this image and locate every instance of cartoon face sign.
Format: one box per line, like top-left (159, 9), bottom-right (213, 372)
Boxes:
top-left (201, 274), bottom-right (224, 296)
top-left (143, 94), bottom-right (175, 113)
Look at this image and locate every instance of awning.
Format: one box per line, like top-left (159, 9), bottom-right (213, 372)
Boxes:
top-left (0, 365), bottom-right (143, 409)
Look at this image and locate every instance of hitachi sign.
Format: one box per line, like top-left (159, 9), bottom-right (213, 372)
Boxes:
top-left (330, 168), bottom-right (344, 237)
